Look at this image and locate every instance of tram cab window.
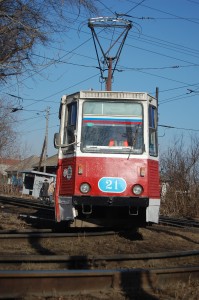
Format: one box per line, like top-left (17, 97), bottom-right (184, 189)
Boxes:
top-left (81, 101), bottom-right (144, 154)
top-left (149, 105), bottom-right (158, 156)
top-left (63, 102), bottom-right (77, 151)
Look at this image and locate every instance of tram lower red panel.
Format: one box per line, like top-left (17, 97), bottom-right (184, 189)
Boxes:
top-left (58, 156), bottom-right (160, 199)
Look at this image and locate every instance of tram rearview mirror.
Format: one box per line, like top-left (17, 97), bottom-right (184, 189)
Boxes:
top-left (54, 133), bottom-right (61, 148)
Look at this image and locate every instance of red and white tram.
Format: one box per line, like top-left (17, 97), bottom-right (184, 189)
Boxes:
top-left (54, 90), bottom-right (160, 226)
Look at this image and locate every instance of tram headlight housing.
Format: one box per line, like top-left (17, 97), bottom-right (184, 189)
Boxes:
top-left (80, 183), bottom-right (91, 194)
top-left (132, 184), bottom-right (143, 195)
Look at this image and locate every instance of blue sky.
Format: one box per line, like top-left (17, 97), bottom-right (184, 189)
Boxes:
top-left (2, 0), bottom-right (199, 157)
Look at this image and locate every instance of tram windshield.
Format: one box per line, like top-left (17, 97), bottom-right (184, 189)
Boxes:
top-left (81, 101), bottom-right (144, 154)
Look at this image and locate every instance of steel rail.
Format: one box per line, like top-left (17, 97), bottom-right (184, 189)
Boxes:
top-left (0, 229), bottom-right (54, 234)
top-left (0, 266), bottom-right (199, 299)
top-left (0, 250), bottom-right (198, 263)
top-left (159, 216), bottom-right (199, 228)
top-left (1, 195), bottom-right (199, 228)
top-left (0, 196), bottom-right (53, 211)
top-left (0, 229), bottom-right (118, 238)
top-left (1, 195), bottom-right (199, 232)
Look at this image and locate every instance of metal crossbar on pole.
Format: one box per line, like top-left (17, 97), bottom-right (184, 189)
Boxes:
top-left (88, 16), bottom-right (132, 91)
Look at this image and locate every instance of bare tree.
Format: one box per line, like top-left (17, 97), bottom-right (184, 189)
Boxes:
top-left (0, 97), bottom-right (18, 156)
top-left (0, 0), bottom-right (98, 83)
top-left (160, 135), bottom-right (199, 218)
top-left (0, 96), bottom-right (34, 158)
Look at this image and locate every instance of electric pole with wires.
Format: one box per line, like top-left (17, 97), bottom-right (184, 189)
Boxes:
top-left (38, 107), bottom-right (50, 173)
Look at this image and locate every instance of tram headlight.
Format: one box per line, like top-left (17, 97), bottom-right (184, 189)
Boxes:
top-left (80, 183), bottom-right (91, 194)
top-left (132, 184), bottom-right (143, 195)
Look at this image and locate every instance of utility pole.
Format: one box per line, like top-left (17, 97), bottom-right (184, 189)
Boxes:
top-left (106, 57), bottom-right (113, 91)
top-left (43, 107), bottom-right (50, 173)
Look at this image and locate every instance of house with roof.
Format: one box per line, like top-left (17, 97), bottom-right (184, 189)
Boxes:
top-left (0, 158), bottom-right (20, 177)
top-left (5, 155), bottom-right (40, 186)
top-left (33, 154), bottom-right (57, 174)
top-left (22, 155), bottom-right (58, 198)
top-left (4, 154), bottom-right (58, 198)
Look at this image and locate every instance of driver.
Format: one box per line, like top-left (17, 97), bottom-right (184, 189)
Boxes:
top-left (108, 129), bottom-right (129, 146)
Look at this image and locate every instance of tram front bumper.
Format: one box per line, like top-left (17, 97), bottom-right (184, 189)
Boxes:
top-left (73, 196), bottom-right (149, 207)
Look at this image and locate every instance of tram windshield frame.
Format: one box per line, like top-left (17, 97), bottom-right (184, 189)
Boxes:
top-left (81, 100), bottom-right (144, 154)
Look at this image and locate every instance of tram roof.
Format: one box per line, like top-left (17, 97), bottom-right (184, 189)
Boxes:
top-left (62, 90), bottom-right (155, 102)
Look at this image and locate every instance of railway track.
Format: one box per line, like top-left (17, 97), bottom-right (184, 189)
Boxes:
top-left (0, 194), bottom-right (53, 211)
top-left (1, 194), bottom-right (199, 231)
top-left (0, 228), bottom-right (118, 238)
top-left (0, 250), bottom-right (199, 269)
top-left (0, 194), bottom-right (199, 298)
top-left (159, 215), bottom-right (199, 228)
top-left (0, 265), bottom-right (199, 299)
top-left (0, 244), bottom-right (199, 298)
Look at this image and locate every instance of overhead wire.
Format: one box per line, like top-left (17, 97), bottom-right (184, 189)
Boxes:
top-left (30, 0), bottom-right (199, 135)
top-left (159, 124), bottom-right (199, 132)
top-left (159, 91), bottom-right (198, 105)
top-left (128, 32), bottom-right (199, 58)
top-left (1, 0), bottom-right (199, 152)
top-left (2, 0), bottom-right (199, 135)
top-left (24, 73), bottom-right (100, 108)
top-left (96, 0), bottom-right (115, 14)
top-left (18, 124), bottom-right (59, 135)
top-left (20, 32), bottom-right (198, 106)
top-left (2, 4), bottom-right (199, 103)
top-left (125, 0), bottom-right (199, 25)
top-left (1, 34), bottom-right (95, 93)
top-left (1, 4), bottom-right (196, 88)
top-left (125, 0), bottom-right (147, 14)
top-left (119, 0), bottom-right (199, 133)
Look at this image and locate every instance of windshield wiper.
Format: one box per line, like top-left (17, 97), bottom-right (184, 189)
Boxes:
top-left (127, 124), bottom-right (140, 160)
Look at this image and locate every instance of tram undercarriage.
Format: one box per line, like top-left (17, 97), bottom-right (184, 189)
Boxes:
top-left (57, 195), bottom-right (152, 227)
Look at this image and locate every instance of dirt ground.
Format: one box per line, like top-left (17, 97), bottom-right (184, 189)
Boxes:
top-left (0, 199), bottom-right (199, 300)
top-left (0, 201), bottom-right (199, 256)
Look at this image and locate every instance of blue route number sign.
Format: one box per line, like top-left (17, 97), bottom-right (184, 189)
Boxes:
top-left (98, 177), bottom-right (127, 193)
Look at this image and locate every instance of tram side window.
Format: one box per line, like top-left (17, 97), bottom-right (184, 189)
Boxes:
top-left (149, 105), bottom-right (158, 156)
top-left (64, 102), bottom-right (77, 150)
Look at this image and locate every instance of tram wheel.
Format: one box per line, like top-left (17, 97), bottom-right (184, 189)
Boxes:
top-left (54, 221), bottom-right (71, 232)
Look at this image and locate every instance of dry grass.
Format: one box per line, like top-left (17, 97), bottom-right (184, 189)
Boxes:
top-left (160, 189), bottom-right (199, 219)
top-left (155, 280), bottom-right (199, 300)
